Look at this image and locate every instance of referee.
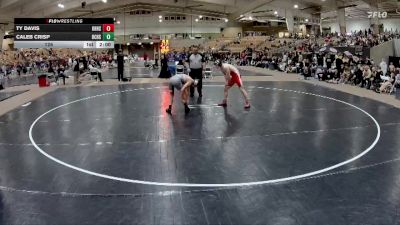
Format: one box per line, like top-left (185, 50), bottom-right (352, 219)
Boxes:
top-left (186, 46), bottom-right (205, 97)
top-left (117, 49), bottom-right (124, 81)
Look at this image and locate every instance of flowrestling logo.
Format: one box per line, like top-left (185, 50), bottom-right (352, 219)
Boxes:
top-left (47, 19), bottom-right (84, 24)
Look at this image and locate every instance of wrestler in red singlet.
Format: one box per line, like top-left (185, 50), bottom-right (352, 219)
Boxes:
top-left (217, 61), bottom-right (250, 109)
top-left (227, 70), bottom-right (243, 87)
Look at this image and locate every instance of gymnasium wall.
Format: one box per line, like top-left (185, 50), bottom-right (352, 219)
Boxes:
top-left (370, 40), bottom-right (395, 63)
top-left (221, 27), bottom-right (243, 38)
top-left (118, 27), bottom-right (222, 35)
top-left (2, 37), bottom-right (13, 50)
top-left (322, 18), bottom-right (400, 33)
top-left (114, 14), bottom-right (230, 35)
top-left (381, 19), bottom-right (400, 32)
top-left (322, 19), bottom-right (370, 33)
top-left (394, 39), bottom-right (400, 57)
top-left (0, 33), bottom-right (3, 50)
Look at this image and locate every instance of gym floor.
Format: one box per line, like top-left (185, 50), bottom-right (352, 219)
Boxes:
top-left (0, 90), bottom-right (27, 102)
top-left (0, 78), bottom-right (399, 224)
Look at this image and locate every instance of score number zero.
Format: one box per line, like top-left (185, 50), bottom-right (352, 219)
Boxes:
top-left (91, 24), bottom-right (114, 32)
top-left (91, 33), bottom-right (113, 40)
top-left (91, 24), bottom-right (114, 41)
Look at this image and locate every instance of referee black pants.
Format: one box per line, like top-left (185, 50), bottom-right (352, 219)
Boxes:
top-left (189, 68), bottom-right (203, 97)
top-left (118, 68), bottom-right (124, 81)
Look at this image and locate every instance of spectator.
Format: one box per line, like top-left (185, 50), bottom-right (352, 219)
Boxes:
top-left (245, 44), bottom-right (253, 65)
top-left (89, 61), bottom-right (104, 82)
top-left (380, 58), bottom-right (388, 76)
top-left (342, 65), bottom-right (351, 83)
top-left (317, 54), bottom-right (324, 66)
top-left (326, 55), bottom-right (333, 69)
top-left (48, 64), bottom-right (55, 75)
top-left (316, 66), bottom-right (325, 80)
top-left (372, 67), bottom-right (383, 91)
top-left (56, 65), bottom-right (67, 85)
top-left (335, 55), bottom-right (343, 76)
top-left (389, 62), bottom-right (395, 74)
top-left (361, 65), bottom-right (372, 88)
top-left (159, 54), bottom-right (171, 79)
top-left (302, 66), bottom-right (311, 80)
top-left (72, 57), bottom-right (81, 85)
top-left (378, 72), bottom-right (396, 93)
top-left (354, 64), bottom-right (363, 86)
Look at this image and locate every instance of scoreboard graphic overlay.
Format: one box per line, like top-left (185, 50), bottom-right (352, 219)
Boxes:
top-left (14, 18), bottom-right (114, 49)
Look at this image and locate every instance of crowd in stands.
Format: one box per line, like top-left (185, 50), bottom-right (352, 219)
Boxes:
top-left (0, 49), bottom-right (113, 87)
top-left (146, 30), bottom-right (400, 95)
top-left (201, 30), bottom-right (399, 95)
top-left (232, 31), bottom-right (400, 94)
top-left (1, 29), bottom-right (400, 92)
top-left (327, 30), bottom-right (399, 48)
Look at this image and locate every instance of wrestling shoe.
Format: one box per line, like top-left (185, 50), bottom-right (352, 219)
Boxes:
top-left (218, 101), bottom-right (227, 107)
top-left (166, 105), bottom-right (172, 114)
top-left (184, 104), bottom-right (191, 114)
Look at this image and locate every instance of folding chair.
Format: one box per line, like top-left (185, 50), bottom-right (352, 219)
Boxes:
top-left (89, 65), bottom-right (100, 82)
top-left (204, 66), bottom-right (213, 79)
top-left (90, 71), bottom-right (99, 81)
top-left (176, 65), bottom-right (185, 74)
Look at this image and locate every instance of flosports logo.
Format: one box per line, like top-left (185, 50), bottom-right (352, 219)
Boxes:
top-left (367, 11), bottom-right (388, 18)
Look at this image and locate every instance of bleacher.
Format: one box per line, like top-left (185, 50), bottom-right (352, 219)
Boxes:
top-left (224, 36), bottom-right (268, 53)
top-left (204, 37), bottom-right (234, 51)
top-left (255, 38), bottom-right (297, 56)
top-left (169, 39), bottom-right (206, 51)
